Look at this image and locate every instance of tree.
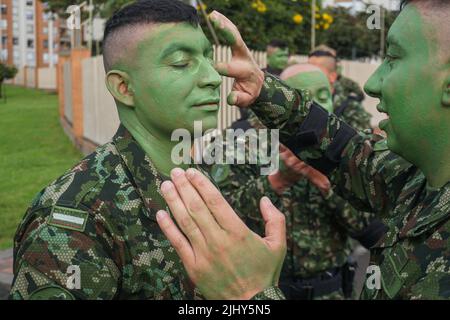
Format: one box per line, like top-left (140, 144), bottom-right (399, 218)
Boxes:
top-left (0, 63), bottom-right (18, 99)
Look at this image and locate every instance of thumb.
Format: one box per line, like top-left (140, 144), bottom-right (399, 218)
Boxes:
top-left (227, 91), bottom-right (254, 107)
top-left (259, 197), bottom-right (286, 251)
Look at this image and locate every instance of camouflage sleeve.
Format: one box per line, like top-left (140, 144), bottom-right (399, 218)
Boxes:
top-left (326, 191), bottom-right (374, 234)
top-left (408, 220), bottom-right (450, 300)
top-left (250, 73), bottom-right (414, 216)
top-left (251, 286), bottom-right (286, 300)
top-left (9, 208), bottom-right (120, 300)
top-left (340, 101), bottom-right (372, 132)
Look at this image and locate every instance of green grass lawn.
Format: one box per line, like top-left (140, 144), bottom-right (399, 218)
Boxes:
top-left (0, 85), bottom-right (82, 249)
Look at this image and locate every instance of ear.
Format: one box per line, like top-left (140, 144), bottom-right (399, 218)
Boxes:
top-left (442, 76), bottom-right (450, 107)
top-left (329, 71), bottom-right (338, 85)
top-left (105, 70), bottom-right (135, 108)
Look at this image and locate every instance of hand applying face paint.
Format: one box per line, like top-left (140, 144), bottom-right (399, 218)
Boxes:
top-left (209, 11), bottom-right (264, 107)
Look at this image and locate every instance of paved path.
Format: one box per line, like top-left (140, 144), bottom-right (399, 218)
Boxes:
top-left (0, 248), bottom-right (13, 300)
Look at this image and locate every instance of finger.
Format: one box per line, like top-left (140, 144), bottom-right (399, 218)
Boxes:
top-left (156, 210), bottom-right (195, 266)
top-left (227, 91), bottom-right (254, 107)
top-left (169, 168), bottom-right (222, 240)
top-left (185, 168), bottom-right (247, 233)
top-left (259, 197), bottom-right (286, 251)
top-left (209, 11), bottom-right (246, 55)
top-left (160, 180), bottom-right (206, 248)
top-left (214, 60), bottom-right (252, 79)
top-left (279, 144), bottom-right (288, 152)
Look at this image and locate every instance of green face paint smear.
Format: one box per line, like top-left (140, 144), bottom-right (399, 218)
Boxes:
top-left (285, 70), bottom-right (333, 112)
top-left (268, 48), bottom-right (289, 71)
top-left (209, 15), bottom-right (237, 46)
top-left (364, 4), bottom-right (450, 187)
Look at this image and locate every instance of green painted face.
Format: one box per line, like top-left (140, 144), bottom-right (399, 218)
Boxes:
top-left (267, 47), bottom-right (289, 71)
top-left (284, 71), bottom-right (333, 112)
top-left (364, 4), bottom-right (450, 178)
top-left (128, 23), bottom-right (222, 136)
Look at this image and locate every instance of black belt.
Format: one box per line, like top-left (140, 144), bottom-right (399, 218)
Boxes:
top-left (279, 267), bottom-right (343, 300)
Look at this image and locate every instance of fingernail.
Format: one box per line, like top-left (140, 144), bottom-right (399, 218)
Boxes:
top-left (156, 210), bottom-right (167, 220)
top-left (161, 181), bottom-right (173, 194)
top-left (262, 196), bottom-right (272, 207)
top-left (186, 168), bottom-right (196, 180)
top-left (171, 168), bottom-right (184, 178)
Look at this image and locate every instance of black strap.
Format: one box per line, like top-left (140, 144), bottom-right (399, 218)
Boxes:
top-left (280, 268), bottom-right (343, 300)
top-left (285, 103), bottom-right (357, 175)
top-left (350, 219), bottom-right (388, 249)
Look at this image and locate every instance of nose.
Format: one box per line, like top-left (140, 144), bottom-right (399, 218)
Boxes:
top-left (198, 59), bottom-right (222, 90)
top-left (364, 63), bottom-right (385, 99)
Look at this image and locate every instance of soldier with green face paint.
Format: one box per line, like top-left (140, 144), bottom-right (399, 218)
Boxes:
top-left (265, 40), bottom-right (289, 77)
top-left (309, 45), bottom-right (372, 131)
top-left (9, 0), bottom-right (285, 300)
top-left (196, 0), bottom-right (450, 300)
top-left (214, 64), bottom-right (384, 299)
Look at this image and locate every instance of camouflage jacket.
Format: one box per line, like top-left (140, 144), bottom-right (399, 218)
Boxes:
top-left (9, 124), bottom-right (285, 300)
top-left (333, 78), bottom-right (372, 131)
top-left (334, 76), bottom-right (365, 103)
top-left (249, 73), bottom-right (450, 300)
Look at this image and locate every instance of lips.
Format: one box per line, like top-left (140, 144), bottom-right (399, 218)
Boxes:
top-left (192, 100), bottom-right (220, 107)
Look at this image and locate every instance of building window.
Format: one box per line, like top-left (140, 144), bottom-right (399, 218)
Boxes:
top-left (27, 24), bottom-right (34, 34)
top-left (0, 19), bottom-right (7, 29)
top-left (13, 37), bottom-right (18, 45)
top-left (26, 1), bottom-right (34, 6)
top-left (0, 4), bottom-right (7, 15)
top-left (26, 10), bottom-right (34, 20)
top-left (1, 36), bottom-right (7, 46)
top-left (43, 40), bottom-right (48, 49)
top-left (27, 39), bottom-right (34, 48)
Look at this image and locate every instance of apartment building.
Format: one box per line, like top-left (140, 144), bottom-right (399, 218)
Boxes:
top-left (0, 0), bottom-right (62, 68)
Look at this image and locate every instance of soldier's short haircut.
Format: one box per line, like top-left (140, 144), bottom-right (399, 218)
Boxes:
top-left (267, 40), bottom-right (288, 49)
top-left (102, 0), bottom-right (200, 72)
top-left (400, 0), bottom-right (450, 62)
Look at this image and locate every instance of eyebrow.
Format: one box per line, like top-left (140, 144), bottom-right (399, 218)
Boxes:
top-left (161, 41), bottom-right (213, 59)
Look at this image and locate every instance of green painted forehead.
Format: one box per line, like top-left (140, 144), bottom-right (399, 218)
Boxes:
top-left (116, 23), bottom-right (211, 72)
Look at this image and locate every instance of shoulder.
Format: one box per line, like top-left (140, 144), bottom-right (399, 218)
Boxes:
top-left (15, 142), bottom-right (134, 245)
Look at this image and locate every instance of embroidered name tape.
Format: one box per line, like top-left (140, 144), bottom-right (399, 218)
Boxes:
top-left (48, 206), bottom-right (88, 232)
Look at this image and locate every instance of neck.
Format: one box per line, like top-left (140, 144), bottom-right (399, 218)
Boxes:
top-left (414, 141), bottom-right (450, 188)
top-left (118, 106), bottom-right (190, 177)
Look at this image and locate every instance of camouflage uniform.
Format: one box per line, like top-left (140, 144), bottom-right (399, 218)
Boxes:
top-left (334, 76), bottom-right (365, 103)
top-left (249, 73), bottom-right (450, 300)
top-left (333, 77), bottom-right (372, 131)
top-left (211, 109), bottom-right (381, 300)
top-left (9, 125), bottom-right (285, 300)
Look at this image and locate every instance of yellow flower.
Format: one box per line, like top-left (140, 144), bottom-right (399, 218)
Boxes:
top-left (196, 3), bottom-right (207, 11)
top-left (293, 13), bottom-right (303, 24)
top-left (323, 23), bottom-right (330, 30)
top-left (322, 13), bottom-right (333, 23)
top-left (257, 3), bottom-right (267, 13)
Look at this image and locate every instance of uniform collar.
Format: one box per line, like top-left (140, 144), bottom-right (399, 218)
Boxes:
top-left (112, 125), bottom-right (169, 221)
